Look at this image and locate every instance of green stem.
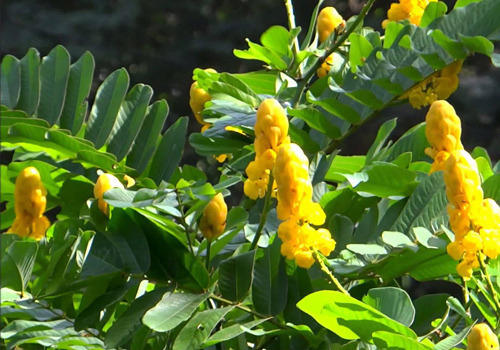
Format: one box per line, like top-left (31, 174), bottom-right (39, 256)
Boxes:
top-left (284, 0), bottom-right (301, 76)
top-left (314, 250), bottom-right (349, 295)
top-left (210, 294), bottom-right (285, 329)
top-left (250, 174), bottom-right (274, 250)
top-left (176, 189), bottom-right (195, 255)
top-left (478, 254), bottom-right (500, 323)
top-left (292, 0), bottom-right (377, 107)
top-left (206, 240), bottom-right (212, 270)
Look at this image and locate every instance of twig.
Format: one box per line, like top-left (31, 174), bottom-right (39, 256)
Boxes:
top-left (292, 0), bottom-right (377, 107)
top-left (250, 174), bottom-right (274, 250)
top-left (314, 250), bottom-right (349, 295)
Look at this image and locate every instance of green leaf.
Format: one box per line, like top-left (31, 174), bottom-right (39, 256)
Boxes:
top-left (16, 48), bottom-right (40, 115)
top-left (297, 290), bottom-right (417, 341)
top-left (372, 331), bottom-right (432, 349)
top-left (59, 51), bottom-right (95, 134)
top-left (454, 0), bottom-right (481, 8)
top-left (349, 33), bottom-right (374, 70)
top-left (219, 251), bottom-right (255, 302)
top-left (391, 171), bottom-right (447, 236)
top-left (261, 25), bottom-right (291, 58)
top-left (233, 71), bottom-right (278, 95)
top-left (189, 132), bottom-right (248, 157)
top-left (0, 238), bottom-right (38, 293)
top-left (142, 292), bottom-right (209, 332)
top-left (325, 155), bottom-right (366, 183)
top-left (434, 323), bottom-right (474, 350)
top-left (75, 279), bottom-right (134, 331)
top-left (288, 106), bottom-right (342, 139)
top-left (85, 68), bottom-right (130, 148)
top-left (412, 294), bottom-right (449, 335)
top-left (387, 123), bottom-right (429, 163)
top-left (366, 118), bottom-right (397, 164)
top-left (362, 287), bottom-right (415, 327)
top-left (252, 236), bottom-right (288, 316)
top-left (1, 54), bottom-right (21, 109)
top-left (203, 319), bottom-right (269, 347)
top-left (105, 288), bottom-right (167, 348)
top-left (107, 83), bottom-right (153, 160)
top-left (37, 45), bottom-right (70, 125)
top-left (354, 162), bottom-right (417, 198)
top-left (459, 34), bottom-right (494, 56)
top-left (126, 99), bottom-right (169, 174)
top-left (483, 173), bottom-right (500, 202)
top-left (420, 2), bottom-right (448, 28)
top-left (148, 116), bottom-right (188, 184)
top-left (172, 307), bottom-right (234, 350)
top-left (134, 210), bottom-right (209, 291)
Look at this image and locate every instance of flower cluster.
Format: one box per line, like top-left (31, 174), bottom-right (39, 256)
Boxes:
top-left (403, 61), bottom-right (462, 109)
top-left (199, 193), bottom-right (227, 241)
top-left (94, 173), bottom-right (124, 216)
top-left (424, 100), bottom-right (463, 172)
top-left (466, 323), bottom-right (499, 350)
top-left (274, 143), bottom-right (336, 268)
top-left (425, 101), bottom-right (500, 278)
top-left (382, 0), bottom-right (437, 28)
top-left (8, 167), bottom-right (50, 240)
top-left (244, 99), bottom-right (290, 200)
top-left (317, 6), bottom-right (344, 43)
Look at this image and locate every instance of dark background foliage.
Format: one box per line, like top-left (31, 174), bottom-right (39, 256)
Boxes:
top-left (1, 0), bottom-right (499, 161)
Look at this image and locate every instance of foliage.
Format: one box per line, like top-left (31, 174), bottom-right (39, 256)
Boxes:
top-left (1, 0), bottom-right (500, 349)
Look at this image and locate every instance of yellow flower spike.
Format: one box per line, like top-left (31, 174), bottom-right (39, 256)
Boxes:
top-left (317, 7), bottom-right (344, 43)
top-left (467, 323), bottom-right (499, 350)
top-left (317, 54), bottom-right (334, 78)
top-left (424, 100), bottom-right (464, 171)
top-left (199, 193), bottom-right (227, 241)
top-left (8, 167), bottom-right (50, 240)
top-left (94, 173), bottom-right (125, 216)
top-left (254, 99), bottom-right (290, 154)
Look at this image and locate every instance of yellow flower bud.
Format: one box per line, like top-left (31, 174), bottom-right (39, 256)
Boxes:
top-left (189, 81), bottom-right (211, 126)
top-left (199, 193), bottom-right (227, 241)
top-left (94, 173), bottom-right (125, 216)
top-left (317, 54), bottom-right (334, 78)
top-left (317, 7), bottom-right (344, 43)
top-left (8, 167), bottom-right (50, 240)
top-left (254, 99), bottom-right (290, 155)
top-left (425, 100), bottom-right (463, 155)
top-left (467, 323), bottom-right (499, 350)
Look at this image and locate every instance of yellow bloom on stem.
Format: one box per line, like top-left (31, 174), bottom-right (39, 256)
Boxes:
top-left (467, 323), bottom-right (499, 350)
top-left (244, 99), bottom-right (290, 200)
top-left (317, 54), bottom-right (334, 78)
top-left (382, 0), bottom-right (438, 28)
top-left (317, 7), bottom-right (344, 43)
top-left (274, 143), bottom-right (336, 269)
top-left (424, 100), bottom-right (463, 172)
top-left (404, 61), bottom-right (463, 110)
top-left (94, 173), bottom-right (125, 216)
top-left (424, 100), bottom-right (500, 279)
top-left (189, 81), bottom-right (212, 127)
top-left (7, 167), bottom-right (50, 240)
top-left (199, 193), bottom-right (227, 241)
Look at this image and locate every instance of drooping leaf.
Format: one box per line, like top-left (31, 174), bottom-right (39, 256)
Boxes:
top-left (37, 45), bottom-right (70, 125)
top-left (85, 68), bottom-right (130, 148)
top-left (59, 51), bottom-right (95, 134)
top-left (16, 48), bottom-right (40, 115)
